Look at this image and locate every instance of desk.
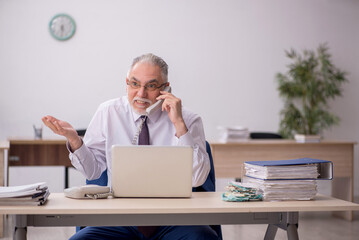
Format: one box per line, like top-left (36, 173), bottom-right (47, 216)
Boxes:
top-left (8, 139), bottom-right (69, 166)
top-left (0, 141), bottom-right (9, 237)
top-left (1, 192), bottom-right (359, 240)
top-left (8, 139), bottom-right (70, 187)
top-left (8, 139), bottom-right (357, 220)
top-left (210, 140), bottom-right (356, 220)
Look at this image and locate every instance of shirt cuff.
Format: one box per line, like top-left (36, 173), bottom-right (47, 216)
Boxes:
top-left (67, 140), bottom-right (92, 165)
top-left (175, 131), bottom-right (195, 146)
top-left (68, 141), bottom-right (87, 159)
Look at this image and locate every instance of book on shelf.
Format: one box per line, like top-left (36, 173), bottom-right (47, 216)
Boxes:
top-left (0, 182), bottom-right (50, 206)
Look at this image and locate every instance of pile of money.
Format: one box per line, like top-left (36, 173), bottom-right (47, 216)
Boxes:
top-left (222, 182), bottom-right (262, 202)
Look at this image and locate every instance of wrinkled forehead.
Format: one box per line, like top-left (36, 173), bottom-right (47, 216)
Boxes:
top-left (128, 62), bottom-right (163, 83)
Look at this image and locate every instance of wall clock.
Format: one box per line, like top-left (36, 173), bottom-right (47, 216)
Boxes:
top-left (49, 14), bottom-right (76, 41)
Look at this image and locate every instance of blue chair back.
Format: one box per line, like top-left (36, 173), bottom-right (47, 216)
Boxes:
top-left (80, 141), bottom-right (222, 239)
top-left (192, 141), bottom-right (222, 239)
top-left (86, 170), bottom-right (108, 186)
top-left (192, 141), bottom-right (216, 192)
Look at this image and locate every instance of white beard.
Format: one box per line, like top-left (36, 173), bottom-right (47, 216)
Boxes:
top-left (131, 97), bottom-right (153, 115)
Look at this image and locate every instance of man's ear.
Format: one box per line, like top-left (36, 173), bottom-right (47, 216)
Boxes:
top-left (125, 78), bottom-right (129, 93)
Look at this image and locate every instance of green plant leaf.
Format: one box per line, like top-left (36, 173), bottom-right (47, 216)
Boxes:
top-left (276, 44), bottom-right (348, 138)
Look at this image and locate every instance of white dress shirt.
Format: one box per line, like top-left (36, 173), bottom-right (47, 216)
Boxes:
top-left (69, 96), bottom-right (210, 187)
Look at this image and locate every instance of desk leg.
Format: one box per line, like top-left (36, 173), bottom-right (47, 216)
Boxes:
top-left (286, 212), bottom-right (299, 240)
top-left (13, 215), bottom-right (27, 240)
top-left (65, 167), bottom-right (69, 189)
top-left (264, 224), bottom-right (278, 240)
top-left (286, 224), bottom-right (299, 240)
top-left (332, 177), bottom-right (353, 221)
top-left (264, 212), bottom-right (298, 240)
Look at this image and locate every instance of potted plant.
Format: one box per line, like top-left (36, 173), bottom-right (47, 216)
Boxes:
top-left (276, 43), bottom-right (348, 141)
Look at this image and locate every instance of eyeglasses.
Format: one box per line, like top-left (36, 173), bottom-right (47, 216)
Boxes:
top-left (126, 80), bottom-right (167, 91)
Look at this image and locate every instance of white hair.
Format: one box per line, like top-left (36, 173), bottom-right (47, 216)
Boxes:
top-left (127, 53), bottom-right (168, 82)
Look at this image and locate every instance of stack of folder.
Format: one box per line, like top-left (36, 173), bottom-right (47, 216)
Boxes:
top-left (0, 182), bottom-right (50, 205)
top-left (242, 158), bottom-right (333, 201)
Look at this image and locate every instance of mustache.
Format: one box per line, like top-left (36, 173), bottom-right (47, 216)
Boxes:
top-left (132, 97), bottom-right (153, 105)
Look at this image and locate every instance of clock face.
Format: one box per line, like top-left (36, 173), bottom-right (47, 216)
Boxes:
top-left (49, 14), bottom-right (76, 41)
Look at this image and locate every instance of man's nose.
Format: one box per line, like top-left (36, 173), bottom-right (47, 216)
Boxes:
top-left (136, 86), bottom-right (148, 97)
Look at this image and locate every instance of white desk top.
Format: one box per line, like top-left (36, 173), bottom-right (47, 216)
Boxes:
top-left (0, 192), bottom-right (358, 215)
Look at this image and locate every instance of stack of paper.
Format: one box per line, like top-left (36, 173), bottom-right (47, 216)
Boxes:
top-left (218, 126), bottom-right (249, 143)
top-left (242, 158), bottom-right (333, 201)
top-left (242, 177), bottom-right (317, 201)
top-left (244, 163), bottom-right (319, 179)
top-left (0, 182), bottom-right (50, 205)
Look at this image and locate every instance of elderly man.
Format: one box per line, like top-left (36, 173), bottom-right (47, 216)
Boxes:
top-left (42, 53), bottom-right (218, 240)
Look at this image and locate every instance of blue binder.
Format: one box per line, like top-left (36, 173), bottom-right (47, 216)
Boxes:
top-left (244, 158), bottom-right (333, 180)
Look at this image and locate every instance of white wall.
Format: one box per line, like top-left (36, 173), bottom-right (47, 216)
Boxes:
top-left (1, 0), bottom-right (358, 194)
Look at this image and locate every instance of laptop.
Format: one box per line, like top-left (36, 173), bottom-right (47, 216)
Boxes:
top-left (111, 145), bottom-right (193, 198)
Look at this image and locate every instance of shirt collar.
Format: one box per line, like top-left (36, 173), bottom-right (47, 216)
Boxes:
top-left (130, 103), bottom-right (163, 124)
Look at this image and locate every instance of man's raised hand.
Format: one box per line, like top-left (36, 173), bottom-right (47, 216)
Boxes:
top-left (42, 115), bottom-right (82, 151)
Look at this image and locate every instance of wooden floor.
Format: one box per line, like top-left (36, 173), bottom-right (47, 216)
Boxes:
top-left (1, 211), bottom-right (359, 240)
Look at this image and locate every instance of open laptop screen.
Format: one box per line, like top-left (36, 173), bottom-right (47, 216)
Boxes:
top-left (111, 145), bottom-right (193, 198)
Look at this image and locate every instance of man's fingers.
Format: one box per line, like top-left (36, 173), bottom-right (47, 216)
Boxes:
top-left (53, 121), bottom-right (65, 134)
top-left (161, 98), bottom-right (178, 112)
top-left (41, 117), bottom-right (49, 126)
top-left (42, 116), bottom-right (65, 135)
top-left (160, 90), bottom-right (171, 95)
top-left (42, 117), bottom-right (57, 132)
top-left (157, 91), bottom-right (175, 100)
top-left (156, 95), bottom-right (166, 101)
top-left (48, 124), bottom-right (58, 133)
top-left (42, 116), bottom-right (52, 126)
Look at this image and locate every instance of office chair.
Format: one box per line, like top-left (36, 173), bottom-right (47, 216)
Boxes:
top-left (192, 141), bottom-right (222, 239)
top-left (76, 141), bottom-right (222, 239)
top-left (76, 129), bottom-right (86, 137)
